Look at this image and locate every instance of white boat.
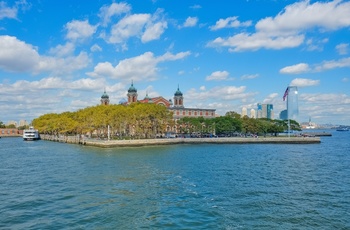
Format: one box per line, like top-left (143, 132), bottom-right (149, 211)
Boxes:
top-left (23, 126), bottom-right (40, 141)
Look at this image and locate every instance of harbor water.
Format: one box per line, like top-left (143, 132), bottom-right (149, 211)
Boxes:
top-left (0, 130), bottom-right (349, 229)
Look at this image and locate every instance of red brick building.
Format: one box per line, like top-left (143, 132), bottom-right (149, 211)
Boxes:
top-left (0, 128), bottom-right (22, 137)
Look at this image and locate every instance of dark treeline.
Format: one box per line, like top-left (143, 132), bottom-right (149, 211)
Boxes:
top-left (177, 112), bottom-right (301, 137)
top-left (32, 104), bottom-right (301, 139)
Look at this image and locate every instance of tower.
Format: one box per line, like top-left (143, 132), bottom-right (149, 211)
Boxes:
top-left (173, 85), bottom-right (184, 108)
top-left (127, 81), bottom-right (138, 103)
top-left (100, 89), bottom-right (110, 105)
top-left (286, 86), bottom-right (299, 121)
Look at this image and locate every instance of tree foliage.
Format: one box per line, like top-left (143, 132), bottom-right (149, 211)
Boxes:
top-left (176, 111), bottom-right (301, 136)
top-left (32, 107), bottom-right (301, 139)
top-left (32, 103), bottom-right (174, 139)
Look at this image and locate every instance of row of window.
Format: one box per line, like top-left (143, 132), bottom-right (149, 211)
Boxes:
top-left (1, 130), bottom-right (17, 134)
top-left (175, 110), bottom-right (214, 117)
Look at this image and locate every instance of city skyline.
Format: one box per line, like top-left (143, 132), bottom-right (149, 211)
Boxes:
top-left (0, 0), bottom-right (350, 125)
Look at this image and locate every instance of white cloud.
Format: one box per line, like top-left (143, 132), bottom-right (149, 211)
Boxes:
top-left (90, 44), bottom-right (102, 52)
top-left (0, 35), bottom-right (40, 72)
top-left (315, 57), bottom-right (350, 71)
top-left (280, 63), bottom-right (310, 74)
top-left (241, 74), bottom-right (259, 80)
top-left (190, 5), bottom-right (201, 10)
top-left (187, 85), bottom-right (253, 101)
top-left (208, 0), bottom-right (350, 52)
top-left (65, 20), bottom-right (97, 41)
top-left (336, 43), bottom-right (349, 55)
top-left (49, 42), bottom-right (75, 57)
top-left (0, 1), bottom-right (17, 19)
top-left (36, 52), bottom-right (90, 75)
top-left (87, 51), bottom-right (191, 81)
top-left (109, 13), bottom-right (150, 43)
top-left (142, 21), bottom-right (168, 42)
top-left (0, 35), bottom-right (90, 75)
top-left (98, 2), bottom-right (131, 27)
top-left (206, 71), bottom-right (229, 81)
top-left (256, 0), bottom-right (350, 36)
top-left (182, 17), bottom-right (198, 28)
top-left (342, 77), bottom-right (349, 82)
top-left (290, 78), bottom-right (320, 87)
top-left (208, 33), bottom-right (304, 52)
top-left (210, 16), bottom-right (252, 31)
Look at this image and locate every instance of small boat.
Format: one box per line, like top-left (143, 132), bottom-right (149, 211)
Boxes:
top-left (23, 126), bottom-right (40, 141)
top-left (336, 128), bottom-right (349, 131)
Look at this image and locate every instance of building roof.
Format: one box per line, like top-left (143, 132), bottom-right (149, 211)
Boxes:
top-left (128, 82), bottom-right (137, 93)
top-left (101, 90), bottom-right (109, 99)
top-left (174, 85), bottom-right (183, 96)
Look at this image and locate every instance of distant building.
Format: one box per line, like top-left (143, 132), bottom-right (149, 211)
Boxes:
top-left (100, 89), bottom-right (110, 105)
top-left (6, 120), bottom-right (17, 127)
top-left (257, 103), bottom-right (274, 119)
top-left (279, 109), bottom-right (288, 120)
top-left (283, 86), bottom-right (299, 121)
top-left (125, 83), bottom-right (216, 120)
top-left (0, 128), bottom-right (21, 136)
top-left (241, 107), bottom-right (247, 117)
top-left (19, 120), bottom-right (29, 127)
top-left (250, 109), bottom-right (256, 118)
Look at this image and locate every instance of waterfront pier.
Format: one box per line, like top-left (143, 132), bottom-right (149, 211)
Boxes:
top-left (40, 135), bottom-right (321, 148)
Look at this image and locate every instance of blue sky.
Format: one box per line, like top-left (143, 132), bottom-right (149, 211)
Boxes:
top-left (0, 0), bottom-right (349, 125)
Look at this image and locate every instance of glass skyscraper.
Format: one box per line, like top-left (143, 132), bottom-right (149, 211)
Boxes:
top-left (286, 86), bottom-right (299, 121)
top-left (257, 103), bottom-right (274, 119)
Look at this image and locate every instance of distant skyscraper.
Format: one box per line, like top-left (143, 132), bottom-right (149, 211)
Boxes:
top-left (279, 109), bottom-right (288, 120)
top-left (284, 86), bottom-right (299, 121)
top-left (241, 107), bottom-right (247, 117)
top-left (257, 103), bottom-right (274, 119)
top-left (250, 109), bottom-right (256, 118)
top-left (19, 120), bottom-right (29, 127)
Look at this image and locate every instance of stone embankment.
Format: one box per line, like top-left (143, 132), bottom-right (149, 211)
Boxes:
top-left (40, 134), bottom-right (321, 148)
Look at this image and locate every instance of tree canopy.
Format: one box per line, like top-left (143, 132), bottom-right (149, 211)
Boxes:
top-left (32, 106), bottom-right (301, 139)
top-left (32, 103), bottom-right (174, 139)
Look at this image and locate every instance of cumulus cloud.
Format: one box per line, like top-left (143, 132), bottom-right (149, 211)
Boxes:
top-left (0, 0), bottom-right (29, 20)
top-left (186, 85), bottom-right (254, 101)
top-left (336, 43), bottom-right (349, 55)
top-left (90, 44), bottom-right (102, 52)
top-left (210, 16), bottom-right (252, 31)
top-left (87, 51), bottom-right (191, 81)
top-left (107, 11), bottom-right (167, 44)
top-left (190, 5), bottom-right (201, 10)
top-left (0, 35), bottom-right (40, 72)
top-left (290, 78), bottom-right (320, 87)
top-left (206, 71), bottom-right (230, 81)
top-left (182, 17), bottom-right (198, 28)
top-left (49, 42), bottom-right (75, 57)
top-left (208, 33), bottom-right (304, 52)
top-left (256, 0), bottom-right (350, 36)
top-left (208, 0), bottom-right (350, 52)
top-left (241, 74), bottom-right (259, 80)
top-left (0, 35), bottom-right (90, 75)
top-left (0, 1), bottom-right (17, 19)
top-left (280, 63), bottom-right (310, 74)
top-left (65, 20), bottom-right (97, 41)
top-left (98, 2), bottom-right (131, 27)
top-left (142, 21), bottom-right (168, 42)
top-left (315, 57), bottom-right (350, 71)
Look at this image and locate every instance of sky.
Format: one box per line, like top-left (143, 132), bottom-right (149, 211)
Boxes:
top-left (0, 0), bottom-right (350, 125)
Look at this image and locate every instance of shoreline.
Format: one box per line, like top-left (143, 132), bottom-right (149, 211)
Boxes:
top-left (40, 135), bottom-right (321, 148)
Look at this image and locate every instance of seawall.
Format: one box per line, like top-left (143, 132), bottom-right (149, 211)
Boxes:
top-left (40, 135), bottom-right (321, 148)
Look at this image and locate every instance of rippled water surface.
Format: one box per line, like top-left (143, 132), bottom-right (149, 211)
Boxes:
top-left (1, 131), bottom-right (349, 229)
